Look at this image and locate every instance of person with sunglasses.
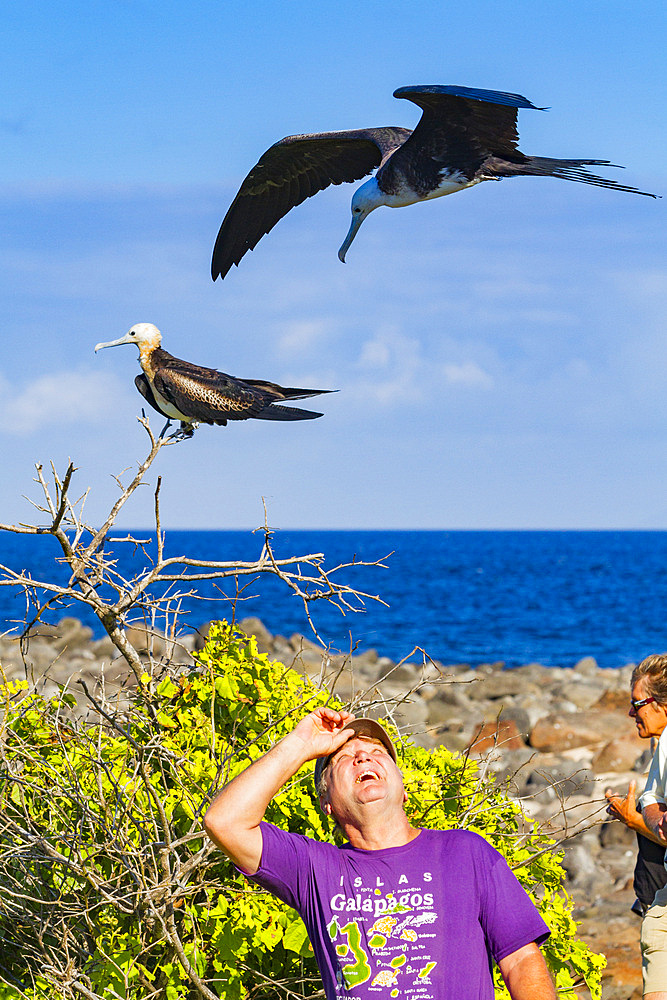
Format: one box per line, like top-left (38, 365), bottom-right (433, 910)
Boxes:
top-left (606, 653), bottom-right (667, 999)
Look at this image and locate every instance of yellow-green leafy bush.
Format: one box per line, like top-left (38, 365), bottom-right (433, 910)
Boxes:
top-left (0, 623), bottom-right (604, 999)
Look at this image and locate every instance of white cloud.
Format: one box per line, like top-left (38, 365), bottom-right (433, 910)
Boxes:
top-left (349, 330), bottom-right (427, 405)
top-left (277, 319), bottom-right (331, 353)
top-left (0, 369), bottom-right (124, 435)
top-left (357, 338), bottom-right (391, 368)
top-left (443, 362), bottom-right (494, 389)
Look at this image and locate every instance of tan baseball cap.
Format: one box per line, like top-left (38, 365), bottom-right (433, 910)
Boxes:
top-left (313, 718), bottom-right (397, 791)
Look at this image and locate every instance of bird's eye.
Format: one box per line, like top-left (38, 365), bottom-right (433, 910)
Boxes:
top-left (353, 207), bottom-right (362, 214)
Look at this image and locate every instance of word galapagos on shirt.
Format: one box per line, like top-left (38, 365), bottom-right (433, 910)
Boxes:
top-left (247, 824), bottom-right (549, 1000)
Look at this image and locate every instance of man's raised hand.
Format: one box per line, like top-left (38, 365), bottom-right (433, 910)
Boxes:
top-left (292, 708), bottom-right (356, 761)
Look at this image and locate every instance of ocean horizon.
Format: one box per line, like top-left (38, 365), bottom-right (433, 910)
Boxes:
top-left (1, 528), bottom-right (666, 670)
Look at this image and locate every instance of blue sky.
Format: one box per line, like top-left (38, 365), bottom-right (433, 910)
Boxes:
top-left (1, 0), bottom-right (665, 529)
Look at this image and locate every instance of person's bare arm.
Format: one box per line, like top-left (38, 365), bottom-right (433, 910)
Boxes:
top-left (605, 781), bottom-right (666, 846)
top-left (498, 943), bottom-right (556, 1000)
top-left (203, 708), bottom-right (355, 874)
top-left (644, 801), bottom-right (667, 844)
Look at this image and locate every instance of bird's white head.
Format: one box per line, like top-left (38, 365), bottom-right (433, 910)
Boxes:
top-left (338, 178), bottom-right (385, 262)
top-left (94, 323), bottom-right (163, 354)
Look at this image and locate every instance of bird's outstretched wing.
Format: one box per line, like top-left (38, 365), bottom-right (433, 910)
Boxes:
top-left (211, 127), bottom-right (411, 280)
top-left (392, 85), bottom-right (543, 179)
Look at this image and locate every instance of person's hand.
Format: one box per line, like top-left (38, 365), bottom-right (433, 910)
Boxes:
top-left (605, 780), bottom-right (638, 826)
top-left (291, 708), bottom-right (356, 761)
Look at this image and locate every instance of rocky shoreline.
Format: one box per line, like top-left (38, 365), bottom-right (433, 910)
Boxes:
top-left (0, 616), bottom-right (651, 999)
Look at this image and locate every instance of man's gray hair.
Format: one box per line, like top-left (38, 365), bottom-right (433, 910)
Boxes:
top-left (633, 653), bottom-right (667, 704)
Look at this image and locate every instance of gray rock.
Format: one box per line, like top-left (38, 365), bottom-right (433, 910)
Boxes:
top-left (375, 661), bottom-right (421, 686)
top-left (507, 694), bottom-right (550, 731)
top-left (487, 748), bottom-right (539, 794)
top-left (493, 703), bottom-right (532, 740)
top-left (550, 679), bottom-right (605, 711)
top-left (510, 662), bottom-right (558, 686)
top-left (426, 696), bottom-right (480, 727)
top-left (91, 636), bottom-right (116, 658)
top-left (524, 761), bottom-right (596, 798)
top-left (238, 616), bottom-right (274, 651)
top-left (473, 661), bottom-right (506, 675)
top-left (561, 843), bottom-right (604, 893)
top-left (51, 617), bottom-right (94, 652)
top-left (466, 671), bottom-right (532, 700)
top-left (573, 655), bottom-right (599, 677)
top-left (599, 820), bottom-right (636, 849)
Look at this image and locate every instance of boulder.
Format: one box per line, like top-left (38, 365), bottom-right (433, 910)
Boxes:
top-left (573, 656), bottom-right (600, 677)
top-left (523, 759), bottom-right (596, 798)
top-left (426, 695), bottom-right (479, 728)
top-left (375, 661), bottom-right (421, 687)
top-left (561, 842), bottom-right (604, 891)
top-left (124, 625), bottom-right (166, 656)
top-left (549, 679), bottom-right (605, 711)
top-left (528, 710), bottom-right (624, 752)
top-left (91, 636), bottom-right (117, 659)
top-left (487, 748), bottom-right (538, 794)
top-left (593, 688), bottom-right (632, 712)
top-left (474, 661), bottom-right (506, 675)
top-left (431, 717), bottom-right (486, 753)
top-left (238, 616), bottom-right (274, 651)
top-left (599, 820), bottom-right (636, 849)
top-left (51, 617), bottom-right (94, 652)
top-left (592, 733), bottom-right (646, 774)
top-left (466, 671), bottom-right (533, 700)
top-left (467, 719), bottom-right (526, 754)
top-left (509, 662), bottom-right (555, 686)
top-left (493, 703), bottom-right (532, 741)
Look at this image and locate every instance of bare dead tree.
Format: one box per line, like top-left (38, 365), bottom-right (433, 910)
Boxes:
top-left (0, 418), bottom-right (390, 682)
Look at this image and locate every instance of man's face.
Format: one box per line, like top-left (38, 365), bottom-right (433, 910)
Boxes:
top-left (320, 736), bottom-right (407, 824)
top-left (629, 677), bottom-right (667, 739)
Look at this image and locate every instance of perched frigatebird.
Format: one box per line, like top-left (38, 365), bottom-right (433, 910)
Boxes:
top-left (211, 84), bottom-right (657, 279)
top-left (94, 323), bottom-right (332, 439)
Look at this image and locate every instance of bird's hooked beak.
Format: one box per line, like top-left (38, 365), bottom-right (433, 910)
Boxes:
top-left (94, 333), bottom-right (137, 353)
top-left (338, 212), bottom-right (367, 263)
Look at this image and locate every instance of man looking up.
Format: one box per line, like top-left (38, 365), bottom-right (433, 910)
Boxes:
top-left (204, 707), bottom-right (556, 1000)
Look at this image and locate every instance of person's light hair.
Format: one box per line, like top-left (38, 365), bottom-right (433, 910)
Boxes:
top-left (632, 653), bottom-right (667, 704)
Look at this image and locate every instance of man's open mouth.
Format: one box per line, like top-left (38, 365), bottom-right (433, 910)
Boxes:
top-left (356, 770), bottom-right (380, 783)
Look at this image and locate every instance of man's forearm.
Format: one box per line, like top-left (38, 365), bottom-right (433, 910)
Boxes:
top-left (642, 802), bottom-right (667, 844)
top-left (499, 944), bottom-right (557, 1000)
top-left (627, 809), bottom-right (666, 846)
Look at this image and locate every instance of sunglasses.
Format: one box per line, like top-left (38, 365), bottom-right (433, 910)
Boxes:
top-left (631, 695), bottom-right (656, 711)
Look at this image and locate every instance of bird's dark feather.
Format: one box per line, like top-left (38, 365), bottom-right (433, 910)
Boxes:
top-left (254, 403), bottom-right (323, 421)
top-left (480, 155), bottom-right (659, 197)
top-left (139, 348), bottom-right (329, 425)
top-left (211, 127), bottom-right (411, 279)
top-left (384, 88), bottom-right (539, 190)
top-left (394, 85), bottom-right (543, 111)
top-left (135, 374), bottom-right (165, 417)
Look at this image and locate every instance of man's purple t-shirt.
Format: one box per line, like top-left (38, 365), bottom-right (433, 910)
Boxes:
top-left (247, 822), bottom-right (550, 999)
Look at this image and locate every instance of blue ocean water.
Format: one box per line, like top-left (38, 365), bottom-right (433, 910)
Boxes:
top-left (1, 530), bottom-right (666, 670)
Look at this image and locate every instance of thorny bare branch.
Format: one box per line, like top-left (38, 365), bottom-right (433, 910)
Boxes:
top-left (0, 421), bottom-right (388, 683)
